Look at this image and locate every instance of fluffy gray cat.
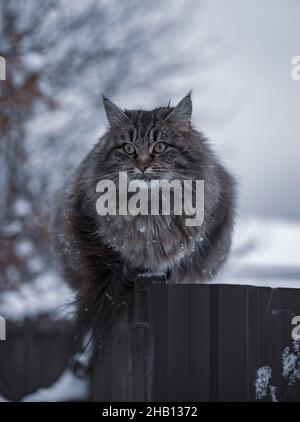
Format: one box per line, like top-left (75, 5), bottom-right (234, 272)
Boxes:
top-left (53, 93), bottom-right (236, 353)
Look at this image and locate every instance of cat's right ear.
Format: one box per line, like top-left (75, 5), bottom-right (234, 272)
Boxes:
top-left (102, 95), bottom-right (129, 129)
top-left (164, 92), bottom-right (192, 132)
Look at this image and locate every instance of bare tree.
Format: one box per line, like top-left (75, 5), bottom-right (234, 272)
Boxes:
top-left (0, 0), bottom-right (199, 288)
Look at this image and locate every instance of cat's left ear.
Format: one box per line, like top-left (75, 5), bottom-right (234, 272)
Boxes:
top-left (102, 95), bottom-right (129, 129)
top-left (165, 92), bottom-right (192, 131)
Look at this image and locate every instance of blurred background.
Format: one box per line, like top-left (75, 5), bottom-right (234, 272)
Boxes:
top-left (0, 0), bottom-right (300, 401)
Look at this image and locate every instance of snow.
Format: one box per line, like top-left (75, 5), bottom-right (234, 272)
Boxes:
top-left (15, 239), bottom-right (34, 257)
top-left (0, 272), bottom-right (75, 322)
top-left (255, 366), bottom-right (272, 400)
top-left (255, 366), bottom-right (278, 402)
top-left (1, 216), bottom-right (299, 324)
top-left (1, 221), bottom-right (22, 236)
top-left (212, 216), bottom-right (300, 289)
top-left (13, 198), bottom-right (32, 217)
top-left (232, 218), bottom-right (300, 268)
top-left (136, 221), bottom-right (146, 233)
top-left (21, 369), bottom-right (89, 402)
top-left (254, 340), bottom-right (300, 401)
top-left (27, 256), bottom-right (44, 273)
top-left (1, 216), bottom-right (300, 324)
top-left (281, 340), bottom-right (300, 385)
top-left (269, 385), bottom-right (278, 403)
top-left (23, 52), bottom-right (46, 72)
top-left (0, 215), bottom-right (299, 403)
top-left (209, 277), bottom-right (300, 289)
top-left (4, 265), bottom-right (21, 284)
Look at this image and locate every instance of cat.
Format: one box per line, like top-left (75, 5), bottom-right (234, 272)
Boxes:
top-left (52, 93), bottom-right (236, 356)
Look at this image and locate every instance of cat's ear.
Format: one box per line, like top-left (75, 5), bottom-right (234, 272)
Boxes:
top-left (102, 95), bottom-right (129, 129)
top-left (165, 92), bottom-right (192, 131)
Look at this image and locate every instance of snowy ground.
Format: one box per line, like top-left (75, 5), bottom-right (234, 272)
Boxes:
top-left (21, 369), bottom-right (89, 402)
top-left (0, 272), bottom-right (75, 322)
top-left (214, 216), bottom-right (300, 289)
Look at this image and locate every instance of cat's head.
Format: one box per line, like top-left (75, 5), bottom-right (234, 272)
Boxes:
top-left (99, 93), bottom-right (205, 181)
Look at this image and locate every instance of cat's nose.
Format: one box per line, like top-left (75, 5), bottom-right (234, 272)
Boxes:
top-left (135, 154), bottom-right (151, 173)
top-left (137, 164), bottom-right (149, 173)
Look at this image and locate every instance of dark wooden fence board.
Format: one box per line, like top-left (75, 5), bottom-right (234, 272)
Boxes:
top-left (147, 285), bottom-right (300, 402)
top-left (189, 285), bottom-right (211, 401)
top-left (90, 321), bottom-right (134, 402)
top-left (148, 280), bottom-right (169, 401)
top-left (1, 284), bottom-right (300, 402)
top-left (0, 317), bottom-right (74, 401)
top-left (217, 286), bottom-right (249, 401)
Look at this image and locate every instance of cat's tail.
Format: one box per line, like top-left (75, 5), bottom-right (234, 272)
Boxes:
top-left (72, 271), bottom-right (134, 367)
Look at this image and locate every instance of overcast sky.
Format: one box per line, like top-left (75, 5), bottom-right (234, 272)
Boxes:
top-left (194, 0), bottom-right (300, 218)
top-left (115, 0), bottom-right (300, 219)
top-left (23, 0), bottom-right (299, 219)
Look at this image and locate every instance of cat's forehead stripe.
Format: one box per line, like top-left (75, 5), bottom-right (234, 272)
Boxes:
top-left (133, 111), bottom-right (154, 143)
top-left (129, 109), bottom-right (169, 144)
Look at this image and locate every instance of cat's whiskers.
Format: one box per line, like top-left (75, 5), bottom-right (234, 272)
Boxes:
top-left (73, 170), bottom-right (136, 186)
top-left (149, 170), bottom-right (199, 193)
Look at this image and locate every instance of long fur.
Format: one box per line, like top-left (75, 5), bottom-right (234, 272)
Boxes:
top-left (52, 94), bottom-right (236, 359)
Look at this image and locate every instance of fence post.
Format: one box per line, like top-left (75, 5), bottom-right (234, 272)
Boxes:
top-left (133, 272), bottom-right (167, 401)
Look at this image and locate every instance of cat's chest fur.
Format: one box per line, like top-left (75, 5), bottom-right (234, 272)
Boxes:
top-left (98, 214), bottom-right (198, 271)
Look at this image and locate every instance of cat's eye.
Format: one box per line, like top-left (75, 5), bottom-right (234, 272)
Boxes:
top-left (153, 142), bottom-right (167, 154)
top-left (123, 143), bottom-right (136, 155)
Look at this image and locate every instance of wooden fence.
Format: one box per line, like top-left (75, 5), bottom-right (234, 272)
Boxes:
top-left (1, 278), bottom-right (300, 402)
top-left (0, 316), bottom-right (74, 401)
